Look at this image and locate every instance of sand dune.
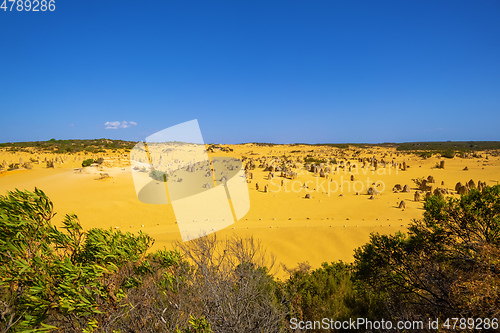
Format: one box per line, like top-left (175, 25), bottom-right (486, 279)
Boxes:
top-left (1, 145), bottom-right (499, 279)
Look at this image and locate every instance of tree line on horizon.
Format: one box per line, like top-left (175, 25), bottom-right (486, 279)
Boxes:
top-left (1, 139), bottom-right (500, 155)
top-left (0, 139), bottom-right (135, 154)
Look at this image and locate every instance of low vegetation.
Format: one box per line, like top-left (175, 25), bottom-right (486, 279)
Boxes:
top-left (1, 139), bottom-right (499, 157)
top-left (1, 186), bottom-right (499, 332)
top-left (149, 169), bottom-right (168, 182)
top-left (81, 158), bottom-right (95, 167)
top-left (397, 141), bottom-right (500, 152)
top-left (304, 156), bottom-right (328, 164)
top-left (0, 139), bottom-right (135, 154)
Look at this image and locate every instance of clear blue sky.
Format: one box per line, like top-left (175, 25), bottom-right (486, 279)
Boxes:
top-left (1, 0), bottom-right (499, 144)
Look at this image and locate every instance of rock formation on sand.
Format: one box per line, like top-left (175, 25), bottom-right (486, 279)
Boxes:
top-left (427, 175), bottom-right (435, 183)
top-left (398, 200), bottom-right (406, 209)
top-left (255, 182), bottom-right (260, 191)
top-left (456, 184), bottom-right (470, 195)
top-left (402, 184), bottom-right (410, 193)
top-left (264, 185), bottom-right (269, 193)
top-left (392, 184), bottom-right (402, 192)
top-left (468, 179), bottom-right (476, 190)
top-left (367, 187), bottom-right (379, 196)
top-left (439, 160), bottom-right (445, 169)
top-left (414, 191), bottom-right (421, 201)
top-left (418, 179), bottom-right (433, 192)
top-left (305, 193), bottom-right (311, 199)
top-left (433, 188), bottom-right (450, 197)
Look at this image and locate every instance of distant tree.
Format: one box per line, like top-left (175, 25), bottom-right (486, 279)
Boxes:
top-left (440, 149), bottom-right (455, 159)
top-left (82, 158), bottom-right (94, 167)
top-left (8, 163), bottom-right (19, 170)
top-left (149, 169), bottom-right (168, 182)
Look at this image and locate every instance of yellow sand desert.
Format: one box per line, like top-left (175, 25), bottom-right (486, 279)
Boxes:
top-left (1, 145), bottom-right (499, 278)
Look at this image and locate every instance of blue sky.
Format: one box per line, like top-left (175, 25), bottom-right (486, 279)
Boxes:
top-left (1, 0), bottom-right (499, 144)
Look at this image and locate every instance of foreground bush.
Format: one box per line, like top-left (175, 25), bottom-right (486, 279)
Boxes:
top-left (0, 188), bottom-right (154, 331)
top-left (2, 186), bottom-right (498, 332)
top-left (0, 189), bottom-right (286, 332)
top-left (284, 261), bottom-right (384, 331)
top-left (177, 236), bottom-right (287, 332)
top-left (354, 185), bottom-right (500, 323)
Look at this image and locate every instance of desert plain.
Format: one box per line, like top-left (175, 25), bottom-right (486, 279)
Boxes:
top-left (1, 143), bottom-right (499, 279)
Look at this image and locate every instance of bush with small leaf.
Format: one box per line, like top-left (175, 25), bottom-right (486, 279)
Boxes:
top-left (82, 159), bottom-right (95, 167)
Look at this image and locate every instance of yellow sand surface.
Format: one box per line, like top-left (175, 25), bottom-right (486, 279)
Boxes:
top-left (1, 146), bottom-right (499, 279)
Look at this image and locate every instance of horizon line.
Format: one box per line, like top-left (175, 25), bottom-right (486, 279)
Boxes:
top-left (1, 139), bottom-right (500, 146)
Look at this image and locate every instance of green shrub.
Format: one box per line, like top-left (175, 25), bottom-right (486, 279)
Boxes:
top-left (285, 261), bottom-right (384, 328)
top-left (354, 185), bottom-right (500, 319)
top-left (304, 156), bottom-right (327, 164)
top-left (149, 169), bottom-right (168, 182)
top-left (175, 315), bottom-right (213, 333)
top-left (440, 148), bottom-right (455, 158)
top-left (0, 188), bottom-right (287, 331)
top-left (418, 151), bottom-right (433, 159)
top-left (82, 158), bottom-right (94, 167)
top-left (0, 188), bottom-right (154, 331)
